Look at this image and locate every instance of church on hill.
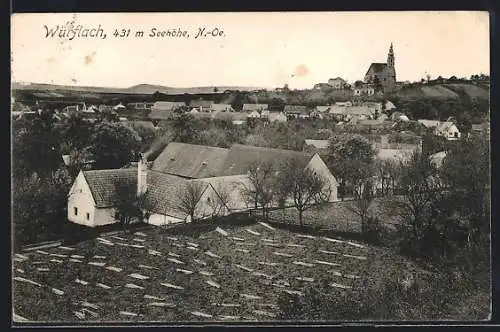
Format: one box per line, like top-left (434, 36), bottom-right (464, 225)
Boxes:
top-left (364, 43), bottom-right (397, 93)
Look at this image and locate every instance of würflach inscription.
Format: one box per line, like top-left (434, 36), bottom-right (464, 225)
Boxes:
top-left (43, 21), bottom-right (225, 40)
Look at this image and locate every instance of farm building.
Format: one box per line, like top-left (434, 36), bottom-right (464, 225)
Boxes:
top-left (247, 110), bottom-right (261, 118)
top-left (417, 120), bottom-right (461, 140)
top-left (127, 102), bottom-right (154, 111)
top-left (335, 101), bottom-right (353, 107)
top-left (67, 142), bottom-right (340, 227)
top-left (417, 119), bottom-right (441, 129)
top-left (242, 103), bottom-right (268, 112)
top-left (189, 99), bottom-right (212, 112)
top-left (267, 112), bottom-right (287, 123)
top-left (211, 104), bottom-right (234, 112)
top-left (67, 164), bottom-right (224, 227)
top-left (376, 149), bottom-right (414, 163)
top-left (149, 101), bottom-right (186, 120)
top-left (328, 77), bottom-right (347, 89)
top-left (304, 139), bottom-right (330, 155)
top-left (313, 83), bottom-right (332, 91)
top-left (316, 106), bottom-right (331, 113)
top-left (113, 102), bottom-right (127, 112)
top-left (284, 105), bottom-right (308, 118)
top-left (435, 121), bottom-right (461, 140)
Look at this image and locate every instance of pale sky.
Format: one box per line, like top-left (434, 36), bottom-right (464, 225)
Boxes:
top-left (11, 11), bottom-right (490, 90)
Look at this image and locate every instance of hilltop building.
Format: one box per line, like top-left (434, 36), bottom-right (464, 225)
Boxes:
top-left (364, 43), bottom-right (397, 93)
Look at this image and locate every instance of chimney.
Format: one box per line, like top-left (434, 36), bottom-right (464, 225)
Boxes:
top-left (137, 153), bottom-right (148, 197)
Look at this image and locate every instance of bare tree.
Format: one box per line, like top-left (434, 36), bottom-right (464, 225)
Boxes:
top-left (374, 159), bottom-right (401, 196)
top-left (346, 177), bottom-right (375, 234)
top-left (277, 158), bottom-right (330, 226)
top-left (177, 182), bottom-right (207, 223)
top-left (244, 161), bottom-right (277, 219)
top-left (207, 184), bottom-right (232, 217)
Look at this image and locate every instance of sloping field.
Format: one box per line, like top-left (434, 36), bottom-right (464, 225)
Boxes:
top-left (420, 86), bottom-right (459, 99)
top-left (394, 83), bottom-right (488, 101)
top-left (12, 222), bottom-right (421, 323)
top-left (446, 84), bottom-right (490, 99)
top-left (268, 198), bottom-right (404, 232)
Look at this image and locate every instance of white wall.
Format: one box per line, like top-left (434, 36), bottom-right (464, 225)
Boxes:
top-left (306, 154), bottom-right (339, 202)
top-left (67, 172), bottom-right (97, 227)
top-left (67, 172), bottom-right (119, 227)
top-left (93, 208), bottom-right (118, 227)
top-left (148, 213), bottom-right (185, 227)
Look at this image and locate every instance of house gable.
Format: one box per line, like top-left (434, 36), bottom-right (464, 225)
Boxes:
top-left (68, 171), bottom-right (98, 226)
top-left (305, 154), bottom-right (339, 202)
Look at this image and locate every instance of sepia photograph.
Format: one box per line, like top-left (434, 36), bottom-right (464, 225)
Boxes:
top-left (11, 11), bottom-right (491, 324)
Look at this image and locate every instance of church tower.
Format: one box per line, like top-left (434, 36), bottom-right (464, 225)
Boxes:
top-left (387, 43), bottom-right (395, 68)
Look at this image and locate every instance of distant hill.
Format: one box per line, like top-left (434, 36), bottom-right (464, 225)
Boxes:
top-left (394, 82), bottom-right (489, 100)
top-left (12, 82), bottom-right (267, 95)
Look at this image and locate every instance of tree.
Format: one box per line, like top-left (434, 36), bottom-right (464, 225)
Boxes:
top-left (171, 112), bottom-right (197, 143)
top-left (12, 112), bottom-right (62, 178)
top-left (114, 183), bottom-right (150, 230)
top-left (327, 134), bottom-right (377, 200)
top-left (439, 136), bottom-right (489, 244)
top-left (276, 158), bottom-right (330, 226)
top-left (88, 122), bottom-right (142, 169)
top-left (177, 182), bottom-right (206, 223)
top-left (243, 161), bottom-right (276, 218)
top-left (395, 151), bottom-right (445, 256)
top-left (13, 168), bottom-right (72, 247)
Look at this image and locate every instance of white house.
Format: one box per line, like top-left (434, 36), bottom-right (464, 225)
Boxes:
top-left (246, 110), bottom-right (261, 118)
top-left (67, 159), bottom-right (225, 227)
top-left (67, 169), bottom-right (137, 227)
top-left (435, 122), bottom-right (461, 140)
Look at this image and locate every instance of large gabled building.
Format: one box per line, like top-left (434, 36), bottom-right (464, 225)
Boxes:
top-left (67, 143), bottom-right (340, 228)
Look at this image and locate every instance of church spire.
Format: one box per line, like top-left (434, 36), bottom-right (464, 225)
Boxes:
top-left (387, 42), bottom-right (395, 68)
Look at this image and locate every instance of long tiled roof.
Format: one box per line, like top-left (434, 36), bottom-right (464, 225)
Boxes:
top-left (152, 142), bottom-right (230, 178)
top-left (218, 144), bottom-right (313, 176)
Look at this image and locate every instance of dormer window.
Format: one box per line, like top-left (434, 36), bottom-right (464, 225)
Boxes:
top-left (170, 157), bottom-right (175, 161)
top-left (201, 161), bottom-right (207, 166)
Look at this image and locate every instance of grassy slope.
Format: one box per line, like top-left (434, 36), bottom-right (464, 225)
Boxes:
top-left (13, 222), bottom-right (426, 323)
top-left (268, 197), bottom-right (404, 233)
top-left (394, 83), bottom-right (489, 101)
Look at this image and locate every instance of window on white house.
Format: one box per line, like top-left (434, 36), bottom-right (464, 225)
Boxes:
top-left (74, 207), bottom-right (78, 216)
top-left (86, 213), bottom-right (90, 220)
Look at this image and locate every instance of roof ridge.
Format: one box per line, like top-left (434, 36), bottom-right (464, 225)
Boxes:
top-left (230, 143), bottom-right (314, 156)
